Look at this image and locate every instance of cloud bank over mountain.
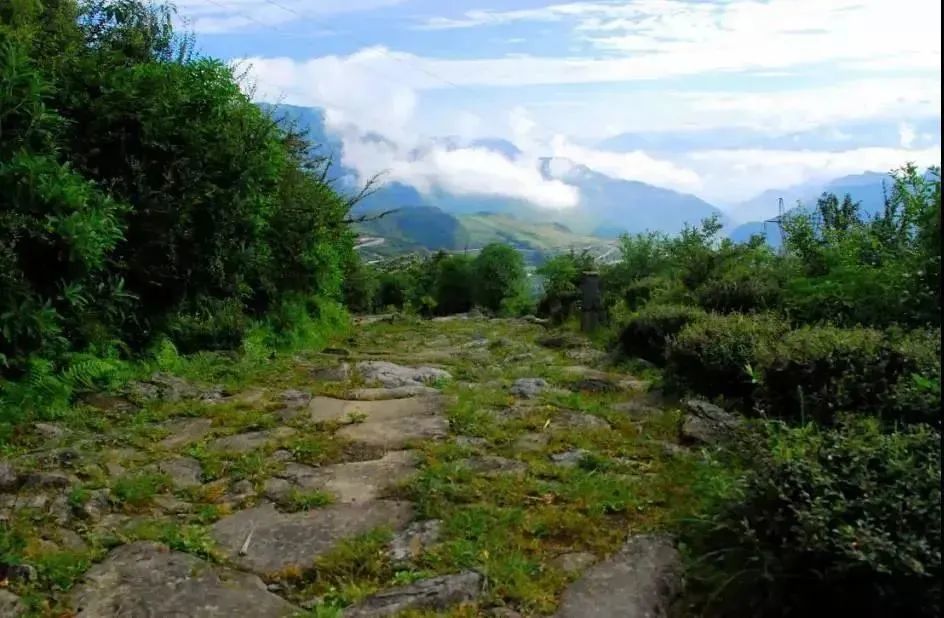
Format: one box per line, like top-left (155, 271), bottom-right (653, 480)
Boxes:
top-left (179, 0), bottom-right (942, 209)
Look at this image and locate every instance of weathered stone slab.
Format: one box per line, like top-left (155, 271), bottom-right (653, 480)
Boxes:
top-left (344, 571), bottom-right (483, 617)
top-left (70, 541), bottom-right (299, 617)
top-left (308, 396), bottom-right (448, 448)
top-left (345, 385), bottom-right (439, 400)
top-left (156, 457), bottom-right (203, 489)
top-left (679, 399), bottom-right (741, 445)
top-left (210, 500), bottom-right (414, 575)
top-left (157, 418), bottom-right (213, 450)
top-left (555, 534), bottom-right (681, 618)
top-left (207, 427), bottom-right (296, 454)
top-left (273, 451), bottom-right (417, 504)
top-left (388, 520), bottom-right (443, 564)
top-left (355, 361), bottom-right (452, 388)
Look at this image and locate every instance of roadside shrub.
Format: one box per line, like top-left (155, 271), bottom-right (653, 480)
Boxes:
top-left (619, 304), bottom-right (705, 364)
top-left (536, 250), bottom-right (595, 323)
top-left (695, 270), bottom-right (783, 314)
top-left (622, 276), bottom-right (671, 311)
top-left (685, 417), bottom-right (941, 617)
top-left (434, 253), bottom-right (475, 315)
top-left (165, 298), bottom-right (249, 354)
top-left (342, 259), bottom-right (379, 314)
top-left (890, 328), bottom-right (941, 426)
top-left (472, 243), bottom-right (526, 314)
top-left (666, 312), bottom-right (786, 402)
top-left (758, 326), bottom-right (940, 425)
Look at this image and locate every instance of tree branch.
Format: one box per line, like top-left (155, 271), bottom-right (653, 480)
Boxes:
top-left (344, 208), bottom-right (400, 224)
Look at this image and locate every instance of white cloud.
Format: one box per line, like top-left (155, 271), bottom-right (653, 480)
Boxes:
top-left (899, 123), bottom-right (917, 148)
top-left (686, 146), bottom-right (942, 203)
top-left (416, 0), bottom-right (941, 76)
top-left (238, 55), bottom-right (579, 209)
top-left (550, 136), bottom-right (703, 191)
top-left (343, 136), bottom-right (581, 208)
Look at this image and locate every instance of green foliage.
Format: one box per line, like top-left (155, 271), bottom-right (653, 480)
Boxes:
top-left (781, 166), bottom-right (941, 328)
top-left (473, 243), bottom-right (528, 314)
top-left (536, 250), bottom-right (596, 323)
top-left (111, 471), bottom-right (171, 508)
top-left (165, 298), bottom-right (250, 354)
top-left (620, 275), bottom-right (674, 311)
top-left (1, 0), bottom-right (357, 429)
top-left (684, 418), bottom-right (941, 617)
top-left (666, 312), bottom-right (786, 402)
top-left (619, 304), bottom-right (706, 364)
top-left (758, 326), bottom-right (940, 425)
top-left (343, 257), bottom-right (380, 315)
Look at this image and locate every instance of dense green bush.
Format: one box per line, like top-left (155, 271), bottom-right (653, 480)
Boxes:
top-left (472, 243), bottom-right (528, 314)
top-left (666, 312), bottom-right (786, 402)
top-left (695, 268), bottom-right (783, 314)
top-left (889, 328), bottom-right (941, 425)
top-left (757, 326), bottom-right (940, 425)
top-left (165, 298), bottom-right (250, 354)
top-left (433, 253), bottom-right (475, 315)
top-left (685, 418), bottom-right (941, 617)
top-left (342, 257), bottom-right (379, 314)
top-left (621, 276), bottom-right (673, 311)
top-left (0, 0), bottom-right (356, 374)
top-left (536, 250), bottom-right (596, 322)
top-left (619, 304), bottom-right (705, 364)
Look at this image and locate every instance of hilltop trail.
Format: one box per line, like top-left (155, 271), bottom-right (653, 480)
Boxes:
top-left (1, 316), bottom-right (695, 617)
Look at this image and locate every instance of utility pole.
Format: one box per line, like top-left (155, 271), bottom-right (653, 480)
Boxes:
top-left (764, 197), bottom-right (786, 254)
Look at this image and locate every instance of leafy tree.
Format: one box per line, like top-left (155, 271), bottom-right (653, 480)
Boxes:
top-left (472, 243), bottom-right (527, 314)
top-left (536, 250), bottom-right (596, 322)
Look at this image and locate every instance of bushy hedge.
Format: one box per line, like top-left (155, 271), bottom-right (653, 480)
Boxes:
top-left (694, 269), bottom-right (783, 314)
top-left (666, 312), bottom-right (786, 402)
top-left (758, 326), bottom-right (941, 425)
top-left (0, 1), bottom-right (355, 374)
top-left (685, 417), bottom-right (941, 617)
top-left (619, 304), bottom-right (706, 364)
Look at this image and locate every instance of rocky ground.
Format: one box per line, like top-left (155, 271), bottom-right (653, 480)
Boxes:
top-left (0, 315), bottom-right (716, 617)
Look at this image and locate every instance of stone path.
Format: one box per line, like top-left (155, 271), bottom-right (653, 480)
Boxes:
top-left (0, 316), bottom-right (687, 616)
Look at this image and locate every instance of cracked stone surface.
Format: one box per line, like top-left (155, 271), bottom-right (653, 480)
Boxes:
top-left (156, 457), bottom-right (203, 489)
top-left (210, 500), bottom-right (414, 574)
top-left (355, 360), bottom-right (452, 388)
top-left (513, 432), bottom-right (550, 452)
top-left (343, 571), bottom-right (483, 617)
top-left (510, 378), bottom-right (548, 399)
top-left (555, 534), bottom-right (681, 618)
top-left (345, 385), bottom-right (440, 400)
top-left (388, 519), bottom-right (443, 563)
top-left (0, 589), bottom-right (24, 616)
top-left (70, 541), bottom-right (299, 617)
top-left (157, 418), bottom-right (213, 450)
top-left (307, 396), bottom-right (448, 448)
top-left (207, 427), bottom-right (297, 454)
top-left (551, 551), bottom-right (597, 574)
top-left (271, 451), bottom-right (417, 504)
top-left (550, 449), bottom-right (591, 468)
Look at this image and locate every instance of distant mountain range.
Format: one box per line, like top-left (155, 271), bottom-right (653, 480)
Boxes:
top-left (597, 118), bottom-right (942, 154)
top-left (727, 172), bottom-right (897, 245)
top-left (261, 103), bottom-right (930, 256)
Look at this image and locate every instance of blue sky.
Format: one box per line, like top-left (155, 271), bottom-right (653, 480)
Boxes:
top-left (173, 0), bottom-right (942, 208)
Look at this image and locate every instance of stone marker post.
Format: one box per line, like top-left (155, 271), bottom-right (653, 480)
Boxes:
top-left (580, 271), bottom-right (606, 332)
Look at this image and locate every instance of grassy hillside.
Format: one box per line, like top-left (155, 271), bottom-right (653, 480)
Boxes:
top-left (459, 213), bottom-right (608, 252)
top-left (356, 209), bottom-right (616, 265)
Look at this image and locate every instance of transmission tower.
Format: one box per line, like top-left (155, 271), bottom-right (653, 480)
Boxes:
top-left (764, 197), bottom-right (786, 254)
